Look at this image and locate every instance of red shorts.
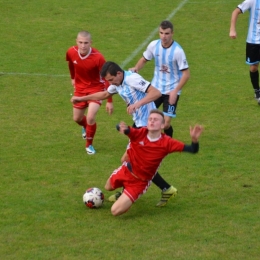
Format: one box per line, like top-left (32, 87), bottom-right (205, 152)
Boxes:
top-left (73, 90), bottom-right (103, 109)
top-left (109, 162), bottom-right (151, 202)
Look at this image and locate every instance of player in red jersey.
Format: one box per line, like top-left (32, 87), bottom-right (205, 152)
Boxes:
top-left (104, 109), bottom-right (203, 216)
top-left (66, 31), bottom-right (113, 154)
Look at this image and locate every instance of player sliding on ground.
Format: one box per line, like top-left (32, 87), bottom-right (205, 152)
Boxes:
top-left (104, 109), bottom-right (203, 216)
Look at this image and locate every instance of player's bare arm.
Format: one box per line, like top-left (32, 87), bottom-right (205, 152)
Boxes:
top-left (127, 86), bottom-right (161, 114)
top-left (190, 125), bottom-right (203, 143)
top-left (229, 8), bottom-right (242, 39)
top-left (70, 91), bottom-right (113, 104)
top-left (169, 68), bottom-right (190, 104)
top-left (105, 102), bottom-right (114, 115)
top-left (129, 57), bottom-right (148, 72)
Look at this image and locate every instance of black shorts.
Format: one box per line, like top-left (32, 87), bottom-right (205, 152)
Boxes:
top-left (154, 94), bottom-right (180, 118)
top-left (246, 43), bottom-right (260, 65)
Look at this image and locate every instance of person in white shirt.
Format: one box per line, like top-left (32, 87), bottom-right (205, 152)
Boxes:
top-left (230, 0), bottom-right (260, 105)
top-left (129, 20), bottom-right (190, 137)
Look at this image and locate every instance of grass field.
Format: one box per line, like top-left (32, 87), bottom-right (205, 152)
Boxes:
top-left (1, 0), bottom-right (260, 259)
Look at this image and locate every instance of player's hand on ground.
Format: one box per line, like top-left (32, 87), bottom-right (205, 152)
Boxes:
top-left (190, 125), bottom-right (203, 142)
top-left (106, 102), bottom-right (114, 115)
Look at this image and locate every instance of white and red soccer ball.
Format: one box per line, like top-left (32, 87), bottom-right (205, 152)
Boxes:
top-left (83, 187), bottom-right (104, 208)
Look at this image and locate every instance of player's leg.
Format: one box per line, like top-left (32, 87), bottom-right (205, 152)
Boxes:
top-left (85, 101), bottom-right (101, 154)
top-left (108, 150), bottom-right (129, 202)
top-left (152, 172), bottom-right (177, 207)
top-left (152, 95), bottom-right (179, 206)
top-left (162, 94), bottom-right (180, 137)
top-left (110, 174), bottom-right (151, 216)
top-left (73, 107), bottom-right (87, 137)
top-left (246, 43), bottom-right (260, 104)
top-left (110, 193), bottom-right (133, 216)
top-left (72, 97), bottom-right (88, 140)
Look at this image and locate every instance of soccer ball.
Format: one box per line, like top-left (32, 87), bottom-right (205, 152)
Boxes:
top-left (83, 187), bottom-right (104, 208)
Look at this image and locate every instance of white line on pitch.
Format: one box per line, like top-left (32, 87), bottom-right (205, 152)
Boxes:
top-left (0, 72), bottom-right (68, 77)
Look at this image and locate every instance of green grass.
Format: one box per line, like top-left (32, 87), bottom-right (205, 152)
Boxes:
top-left (1, 0), bottom-right (260, 259)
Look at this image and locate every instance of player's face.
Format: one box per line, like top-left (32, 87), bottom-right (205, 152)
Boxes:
top-left (159, 27), bottom-right (173, 48)
top-left (104, 72), bottom-right (123, 86)
top-left (147, 113), bottom-right (165, 131)
top-left (76, 35), bottom-right (92, 55)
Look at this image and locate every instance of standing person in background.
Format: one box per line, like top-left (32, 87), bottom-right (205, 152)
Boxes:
top-left (66, 31), bottom-right (113, 155)
top-left (129, 20), bottom-right (190, 137)
top-left (71, 61), bottom-right (178, 207)
top-left (229, 0), bottom-right (260, 105)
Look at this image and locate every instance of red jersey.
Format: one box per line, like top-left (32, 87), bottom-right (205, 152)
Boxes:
top-left (127, 127), bottom-right (185, 181)
top-left (66, 46), bottom-right (106, 94)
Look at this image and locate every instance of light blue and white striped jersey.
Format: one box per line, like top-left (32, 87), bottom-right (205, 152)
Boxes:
top-left (107, 71), bottom-right (156, 127)
top-left (238, 0), bottom-right (260, 44)
top-left (143, 39), bottom-right (189, 95)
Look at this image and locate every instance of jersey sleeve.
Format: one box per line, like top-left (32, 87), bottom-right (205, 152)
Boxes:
top-left (167, 138), bottom-right (185, 153)
top-left (107, 84), bottom-right (118, 94)
top-left (175, 47), bottom-right (189, 71)
top-left (238, 0), bottom-right (253, 13)
top-left (143, 40), bottom-right (157, 61)
top-left (125, 73), bottom-right (151, 92)
top-left (66, 48), bottom-right (75, 79)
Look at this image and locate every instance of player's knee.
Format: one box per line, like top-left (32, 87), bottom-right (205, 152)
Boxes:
top-left (111, 205), bottom-right (124, 216)
top-left (73, 116), bottom-right (82, 123)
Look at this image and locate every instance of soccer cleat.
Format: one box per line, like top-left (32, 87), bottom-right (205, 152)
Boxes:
top-left (108, 191), bottom-right (122, 202)
top-left (156, 186), bottom-right (178, 207)
top-left (254, 90), bottom-right (260, 105)
top-left (82, 127), bottom-right (86, 139)
top-left (86, 145), bottom-right (96, 155)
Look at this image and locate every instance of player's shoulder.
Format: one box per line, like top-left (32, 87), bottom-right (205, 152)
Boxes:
top-left (91, 47), bottom-right (104, 56)
top-left (147, 39), bottom-right (160, 48)
top-left (124, 70), bottom-right (145, 84)
top-left (67, 46), bottom-right (78, 53)
top-left (130, 126), bottom-right (148, 136)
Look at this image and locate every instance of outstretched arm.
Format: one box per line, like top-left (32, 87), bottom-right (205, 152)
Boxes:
top-left (70, 91), bottom-right (113, 104)
top-left (229, 8), bottom-right (242, 39)
top-left (183, 125), bottom-right (203, 153)
top-left (116, 122), bottom-right (130, 135)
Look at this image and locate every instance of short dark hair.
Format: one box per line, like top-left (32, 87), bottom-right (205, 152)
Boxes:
top-left (100, 61), bottom-right (123, 78)
top-left (160, 20), bottom-right (173, 31)
top-left (149, 109), bottom-right (165, 123)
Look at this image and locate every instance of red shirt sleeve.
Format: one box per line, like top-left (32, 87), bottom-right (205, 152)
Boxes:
top-left (104, 80), bottom-right (113, 102)
top-left (68, 60), bottom-right (75, 79)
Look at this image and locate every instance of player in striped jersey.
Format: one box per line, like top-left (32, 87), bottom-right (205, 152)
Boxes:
top-left (129, 20), bottom-right (190, 137)
top-left (71, 61), bottom-right (178, 206)
top-left (230, 0), bottom-right (260, 105)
